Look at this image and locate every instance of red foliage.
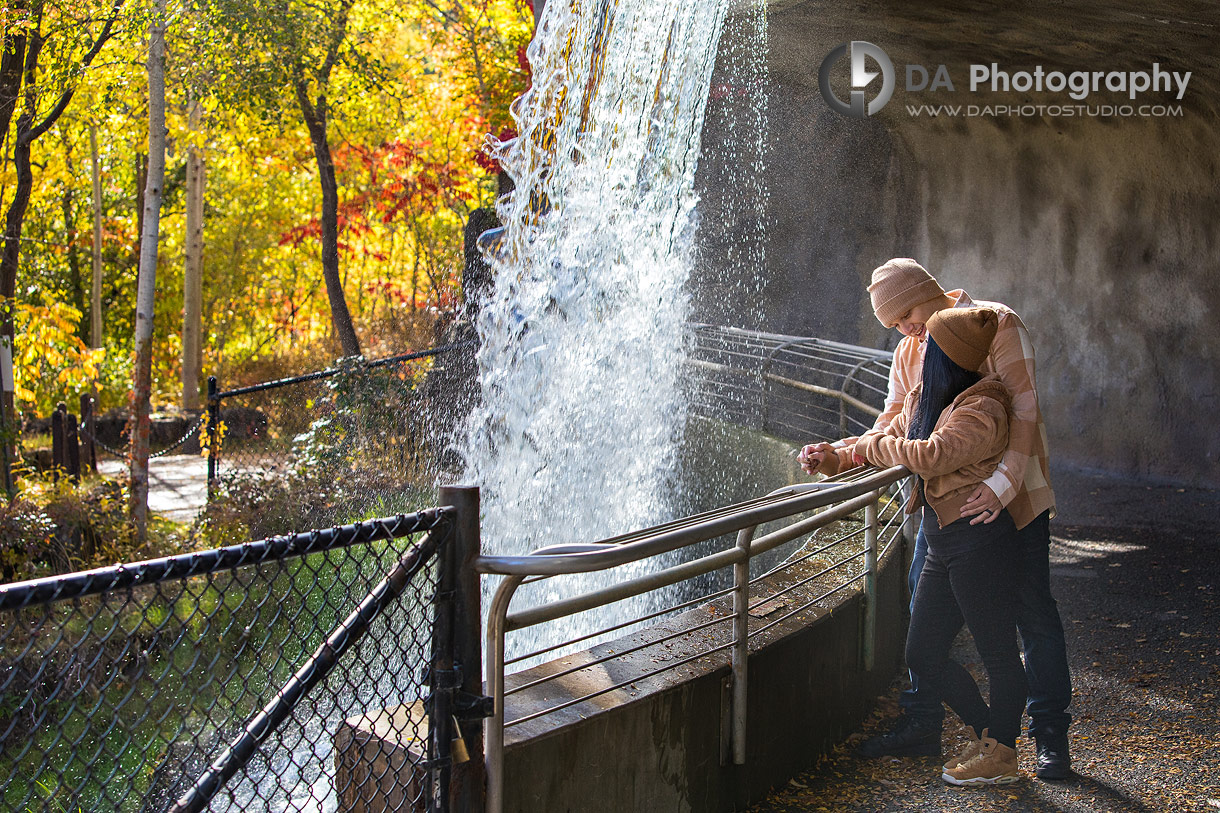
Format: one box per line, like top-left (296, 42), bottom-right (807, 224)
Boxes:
top-left (278, 139), bottom-right (469, 255)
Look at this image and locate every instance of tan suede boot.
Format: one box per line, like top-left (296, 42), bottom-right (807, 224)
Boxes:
top-left (943, 727), bottom-right (983, 772)
top-left (942, 731), bottom-right (1019, 786)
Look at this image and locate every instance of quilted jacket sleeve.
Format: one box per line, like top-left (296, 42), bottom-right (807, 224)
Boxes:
top-left (854, 394), bottom-right (1009, 479)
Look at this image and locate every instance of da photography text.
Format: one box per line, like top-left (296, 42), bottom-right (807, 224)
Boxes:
top-left (819, 41), bottom-right (1192, 119)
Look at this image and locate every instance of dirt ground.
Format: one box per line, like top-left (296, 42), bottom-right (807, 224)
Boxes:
top-left (748, 468), bottom-right (1220, 813)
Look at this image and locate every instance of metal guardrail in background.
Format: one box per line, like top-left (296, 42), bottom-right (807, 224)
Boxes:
top-left (474, 465), bottom-right (913, 813)
top-left (687, 323), bottom-right (893, 442)
top-left (0, 509), bottom-right (459, 813)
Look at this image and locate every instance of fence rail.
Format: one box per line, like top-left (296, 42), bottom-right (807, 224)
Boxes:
top-left (0, 509), bottom-right (457, 813)
top-left (205, 342), bottom-right (476, 492)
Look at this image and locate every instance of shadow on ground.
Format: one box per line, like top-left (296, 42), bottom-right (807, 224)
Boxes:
top-left (748, 469), bottom-right (1220, 813)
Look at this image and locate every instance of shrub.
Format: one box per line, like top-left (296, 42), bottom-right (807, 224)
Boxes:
top-left (0, 497), bottom-right (59, 582)
top-left (2, 475), bottom-right (184, 583)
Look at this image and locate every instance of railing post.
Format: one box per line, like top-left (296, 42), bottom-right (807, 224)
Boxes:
top-left (66, 409), bottom-right (80, 481)
top-left (51, 402), bottom-right (66, 480)
top-left (438, 485), bottom-right (485, 813)
top-left (731, 527), bottom-right (754, 766)
top-left (206, 376), bottom-right (218, 497)
top-left (484, 576), bottom-right (524, 813)
top-left (80, 394), bottom-right (97, 473)
top-left (861, 490), bottom-right (879, 672)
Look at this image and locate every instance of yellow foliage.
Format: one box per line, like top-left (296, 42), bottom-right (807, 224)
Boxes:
top-left (10, 299), bottom-right (105, 416)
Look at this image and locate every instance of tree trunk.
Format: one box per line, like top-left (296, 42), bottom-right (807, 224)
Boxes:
top-left (63, 187), bottom-right (85, 323)
top-left (130, 0), bottom-right (166, 540)
top-left (0, 112), bottom-right (36, 494)
top-left (181, 98), bottom-right (204, 409)
top-left (90, 124), bottom-right (103, 349)
top-left (0, 0), bottom-right (28, 154)
top-left (295, 80), bottom-right (360, 358)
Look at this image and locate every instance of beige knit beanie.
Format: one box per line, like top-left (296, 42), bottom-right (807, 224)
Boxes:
top-left (868, 258), bottom-right (946, 326)
top-left (927, 307), bottom-right (999, 372)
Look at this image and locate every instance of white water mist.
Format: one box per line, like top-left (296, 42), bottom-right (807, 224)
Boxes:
top-left (465, 1), bottom-right (730, 561)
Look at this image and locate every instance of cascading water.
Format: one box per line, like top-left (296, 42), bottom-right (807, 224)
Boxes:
top-left (462, 0), bottom-right (741, 657)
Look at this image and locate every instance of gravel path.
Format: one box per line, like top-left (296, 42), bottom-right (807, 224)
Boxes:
top-left (98, 453), bottom-right (209, 524)
top-left (748, 468), bottom-right (1220, 813)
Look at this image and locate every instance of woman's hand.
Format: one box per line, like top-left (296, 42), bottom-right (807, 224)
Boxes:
top-left (962, 483), bottom-right (1003, 525)
top-left (798, 442), bottom-right (837, 475)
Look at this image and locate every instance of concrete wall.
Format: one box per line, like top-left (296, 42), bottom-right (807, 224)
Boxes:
top-left (695, 0), bottom-right (1220, 485)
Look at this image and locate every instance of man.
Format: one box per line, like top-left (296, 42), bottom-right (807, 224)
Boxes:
top-left (800, 258), bottom-right (1072, 780)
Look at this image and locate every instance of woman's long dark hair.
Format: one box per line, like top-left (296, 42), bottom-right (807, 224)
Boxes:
top-left (907, 336), bottom-right (982, 441)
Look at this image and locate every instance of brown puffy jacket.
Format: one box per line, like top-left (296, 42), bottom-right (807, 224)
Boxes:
top-left (832, 375), bottom-right (1011, 529)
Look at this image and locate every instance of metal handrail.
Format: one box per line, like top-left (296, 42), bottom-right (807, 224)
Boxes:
top-left (473, 467), bottom-right (898, 577)
top-left (687, 323), bottom-right (892, 444)
top-left (476, 465), bottom-right (910, 813)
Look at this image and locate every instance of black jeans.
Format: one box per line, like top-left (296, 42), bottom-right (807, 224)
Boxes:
top-left (904, 509), bottom-right (1029, 748)
top-left (900, 509), bottom-right (1072, 737)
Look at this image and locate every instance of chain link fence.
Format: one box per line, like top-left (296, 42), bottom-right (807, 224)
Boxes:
top-left (0, 510), bottom-right (455, 813)
top-left (204, 344), bottom-right (476, 537)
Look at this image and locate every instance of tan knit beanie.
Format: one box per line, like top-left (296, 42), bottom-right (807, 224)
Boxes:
top-left (927, 307), bottom-right (999, 372)
top-left (868, 258), bottom-right (946, 326)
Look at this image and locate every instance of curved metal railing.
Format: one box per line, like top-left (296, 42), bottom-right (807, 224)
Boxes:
top-left (687, 323), bottom-right (893, 443)
top-left (475, 464), bottom-right (913, 813)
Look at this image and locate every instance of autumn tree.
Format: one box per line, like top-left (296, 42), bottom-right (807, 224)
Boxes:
top-left (206, 0), bottom-right (390, 358)
top-left (0, 0), bottom-right (125, 490)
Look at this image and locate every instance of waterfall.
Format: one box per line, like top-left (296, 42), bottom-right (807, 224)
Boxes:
top-left (464, 3), bottom-right (729, 555)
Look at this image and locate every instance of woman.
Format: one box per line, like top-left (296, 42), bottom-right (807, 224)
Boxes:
top-left (804, 307), bottom-right (1026, 785)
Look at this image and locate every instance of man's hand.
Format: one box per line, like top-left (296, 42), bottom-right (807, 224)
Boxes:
top-left (961, 483), bottom-right (1002, 525)
top-left (797, 442), bottom-right (836, 475)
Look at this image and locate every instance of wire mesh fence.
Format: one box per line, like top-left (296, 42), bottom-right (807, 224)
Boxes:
top-left (204, 344), bottom-right (475, 537)
top-left (0, 510), bottom-right (453, 813)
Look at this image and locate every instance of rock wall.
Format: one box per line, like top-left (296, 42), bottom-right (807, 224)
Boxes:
top-left (696, 0), bottom-right (1220, 485)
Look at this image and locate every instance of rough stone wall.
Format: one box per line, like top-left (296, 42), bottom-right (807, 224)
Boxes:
top-left (695, 0), bottom-right (1220, 485)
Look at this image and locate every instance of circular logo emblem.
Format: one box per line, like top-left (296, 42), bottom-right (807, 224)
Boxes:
top-left (818, 41), bottom-right (896, 118)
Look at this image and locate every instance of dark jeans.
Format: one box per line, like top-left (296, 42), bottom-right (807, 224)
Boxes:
top-left (904, 511), bottom-right (1028, 747)
top-left (900, 509), bottom-right (1073, 737)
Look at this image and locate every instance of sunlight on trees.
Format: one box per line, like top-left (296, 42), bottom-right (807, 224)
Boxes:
top-left (0, 0), bottom-right (532, 454)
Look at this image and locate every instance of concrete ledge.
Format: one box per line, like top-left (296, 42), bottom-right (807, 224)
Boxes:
top-left (335, 702), bottom-right (428, 812)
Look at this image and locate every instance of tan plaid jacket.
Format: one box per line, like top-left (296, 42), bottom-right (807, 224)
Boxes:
top-left (871, 290), bottom-right (1055, 530)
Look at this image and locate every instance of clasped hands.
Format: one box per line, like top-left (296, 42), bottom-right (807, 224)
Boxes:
top-left (798, 443), bottom-right (1003, 525)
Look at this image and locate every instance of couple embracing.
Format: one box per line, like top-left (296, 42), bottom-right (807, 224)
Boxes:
top-left (799, 259), bottom-right (1072, 786)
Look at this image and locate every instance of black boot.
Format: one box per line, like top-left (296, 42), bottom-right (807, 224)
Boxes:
top-left (1035, 727), bottom-right (1072, 779)
top-left (857, 714), bottom-right (941, 758)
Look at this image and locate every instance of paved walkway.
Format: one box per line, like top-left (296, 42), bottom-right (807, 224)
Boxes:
top-left (98, 453), bottom-right (209, 524)
top-left (748, 467), bottom-right (1220, 813)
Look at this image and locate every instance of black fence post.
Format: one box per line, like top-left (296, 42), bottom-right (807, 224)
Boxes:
top-left (437, 485), bottom-right (485, 813)
top-left (66, 409), bottom-right (80, 481)
top-left (80, 394), bottom-right (97, 473)
top-left (206, 376), bottom-right (218, 497)
top-left (51, 402), bottom-right (66, 480)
